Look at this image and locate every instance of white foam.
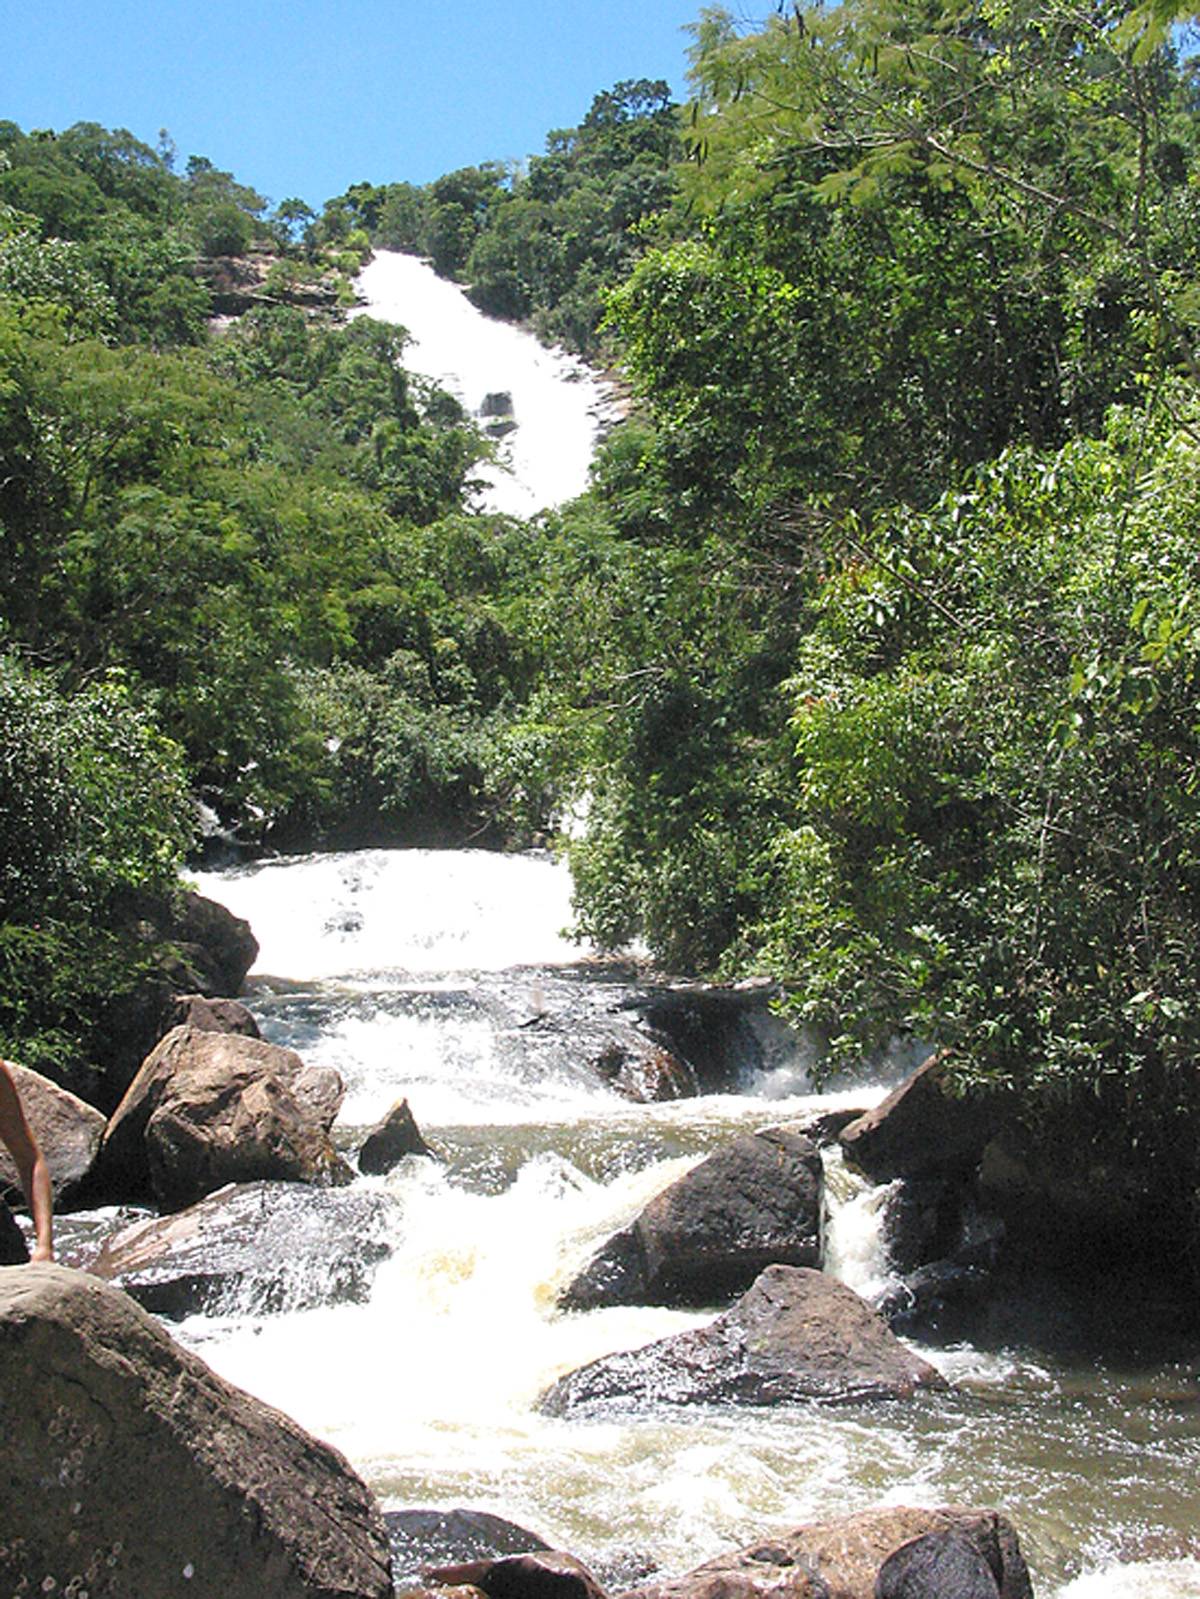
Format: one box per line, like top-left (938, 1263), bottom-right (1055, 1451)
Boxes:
top-left (355, 251), bottom-right (620, 516)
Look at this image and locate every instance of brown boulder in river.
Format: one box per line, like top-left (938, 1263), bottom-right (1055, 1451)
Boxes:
top-left (561, 1127), bottom-right (824, 1311)
top-left (89, 1025), bottom-right (350, 1209)
top-left (542, 1265), bottom-right (948, 1415)
top-left (619, 1505), bottom-right (1032, 1599)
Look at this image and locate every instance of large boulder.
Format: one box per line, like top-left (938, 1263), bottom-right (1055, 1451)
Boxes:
top-left (541, 1265), bottom-right (947, 1415)
top-left (0, 1263), bottom-right (393, 1598)
top-left (88, 1180), bottom-right (397, 1317)
top-left (619, 1507), bottom-right (1031, 1599)
top-left (839, 1052), bottom-right (997, 1183)
top-left (89, 1026), bottom-right (350, 1208)
top-left (562, 1128), bottom-right (823, 1311)
top-left (170, 888), bottom-right (260, 996)
top-left (0, 1059), bottom-right (107, 1208)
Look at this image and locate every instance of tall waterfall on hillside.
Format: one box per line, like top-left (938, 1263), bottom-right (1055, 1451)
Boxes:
top-left (159, 271), bottom-right (1200, 1599)
top-left (355, 251), bottom-right (621, 516)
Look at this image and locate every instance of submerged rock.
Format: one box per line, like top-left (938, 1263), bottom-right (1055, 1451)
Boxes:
top-left (88, 1179), bottom-right (397, 1317)
top-left (90, 1025), bottom-right (350, 1209)
top-left (561, 1128), bottom-right (823, 1310)
top-left (542, 1265), bottom-right (947, 1415)
top-left (385, 1509), bottom-right (551, 1589)
top-left (0, 1263), bottom-right (393, 1598)
top-left (427, 1551), bottom-right (608, 1599)
top-left (618, 1506), bottom-right (1031, 1599)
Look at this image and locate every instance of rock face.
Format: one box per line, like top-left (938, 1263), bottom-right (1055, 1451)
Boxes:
top-left (541, 1265), bottom-right (947, 1415)
top-left (0, 1059), bottom-right (107, 1208)
top-left (839, 1052), bottom-right (995, 1183)
top-left (562, 1129), bottom-right (824, 1310)
top-left (619, 1507), bottom-right (1032, 1599)
top-left (358, 1098), bottom-right (433, 1175)
top-left (0, 1263), bottom-right (393, 1598)
top-left (88, 1180), bottom-right (397, 1317)
top-left (90, 1026), bottom-right (350, 1208)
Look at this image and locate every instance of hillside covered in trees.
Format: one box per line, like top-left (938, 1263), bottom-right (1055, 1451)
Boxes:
top-left (5, 0), bottom-right (1200, 1244)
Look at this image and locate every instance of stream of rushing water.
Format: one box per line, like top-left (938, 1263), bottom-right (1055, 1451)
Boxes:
top-left (179, 260), bottom-right (1200, 1595)
top-left (187, 848), bottom-right (1200, 1599)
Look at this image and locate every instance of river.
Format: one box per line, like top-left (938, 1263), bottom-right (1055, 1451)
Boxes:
top-left (183, 258), bottom-right (1200, 1598)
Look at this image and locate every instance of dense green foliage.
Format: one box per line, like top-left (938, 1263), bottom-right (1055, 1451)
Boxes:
top-left (323, 80), bottom-right (683, 355)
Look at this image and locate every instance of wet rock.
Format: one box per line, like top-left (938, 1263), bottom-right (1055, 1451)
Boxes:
top-left (0, 1197), bottom-right (27, 1264)
top-left (801, 1108), bottom-right (868, 1147)
top-left (542, 1265), bottom-right (948, 1415)
top-left (0, 1263), bottom-right (393, 1598)
top-left (882, 1177), bottom-right (961, 1274)
top-left (385, 1509), bottom-right (551, 1588)
top-left (590, 1032), bottom-right (697, 1103)
top-left (875, 1530), bottom-right (1002, 1597)
top-left (877, 1198), bottom-right (1006, 1332)
top-left (0, 1059), bottom-right (106, 1209)
top-left (359, 1097), bottom-right (434, 1175)
top-left (169, 992), bottom-right (262, 1038)
top-left (631, 983), bottom-right (787, 1094)
top-left (90, 1026), bottom-right (350, 1208)
top-left (619, 1507), bottom-right (1031, 1599)
top-left (88, 1180), bottom-right (396, 1317)
top-left (562, 1128), bottom-right (823, 1311)
top-left (428, 1551), bottom-right (607, 1599)
top-left (840, 1052), bottom-right (996, 1183)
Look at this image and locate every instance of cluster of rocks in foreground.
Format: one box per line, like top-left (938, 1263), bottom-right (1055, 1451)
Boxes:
top-left (0, 893), bottom-right (1045, 1595)
top-left (2, 1263), bottom-right (1031, 1598)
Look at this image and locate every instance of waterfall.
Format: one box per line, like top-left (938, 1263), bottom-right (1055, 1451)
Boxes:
top-left (355, 251), bottom-right (621, 516)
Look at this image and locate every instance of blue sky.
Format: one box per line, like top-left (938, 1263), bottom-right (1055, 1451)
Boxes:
top-left (2, 1), bottom-right (712, 213)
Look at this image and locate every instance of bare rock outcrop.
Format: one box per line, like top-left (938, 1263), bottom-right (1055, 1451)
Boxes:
top-left (541, 1265), bottom-right (947, 1415)
top-left (0, 1263), bottom-right (393, 1598)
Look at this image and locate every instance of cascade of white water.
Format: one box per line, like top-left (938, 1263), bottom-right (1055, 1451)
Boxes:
top-left (354, 251), bottom-right (621, 516)
top-left (181, 848), bottom-right (1200, 1599)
